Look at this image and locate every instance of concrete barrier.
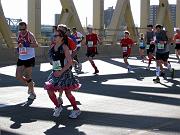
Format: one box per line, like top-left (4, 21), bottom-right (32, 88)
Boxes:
top-left (0, 44), bottom-right (175, 66)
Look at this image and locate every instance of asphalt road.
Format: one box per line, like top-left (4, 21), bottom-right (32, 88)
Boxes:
top-left (0, 55), bottom-right (180, 135)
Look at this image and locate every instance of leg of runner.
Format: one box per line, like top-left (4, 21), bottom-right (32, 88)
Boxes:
top-left (124, 56), bottom-right (132, 72)
top-left (16, 65), bottom-right (36, 100)
top-left (65, 91), bottom-right (81, 119)
top-left (47, 90), bottom-right (63, 117)
top-left (88, 57), bottom-right (99, 74)
top-left (175, 49), bottom-right (180, 63)
top-left (164, 61), bottom-right (175, 79)
top-left (153, 59), bottom-right (161, 83)
top-left (16, 66), bottom-right (28, 85)
top-left (24, 67), bottom-right (36, 100)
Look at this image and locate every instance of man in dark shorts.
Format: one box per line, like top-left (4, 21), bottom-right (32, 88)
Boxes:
top-left (153, 24), bottom-right (175, 83)
top-left (84, 25), bottom-right (100, 74)
top-left (16, 22), bottom-right (38, 100)
top-left (120, 31), bottom-right (134, 72)
top-left (173, 28), bottom-right (180, 63)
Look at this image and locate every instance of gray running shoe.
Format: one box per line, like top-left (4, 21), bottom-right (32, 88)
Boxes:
top-left (153, 77), bottom-right (160, 83)
top-left (69, 109), bottom-right (81, 119)
top-left (28, 93), bottom-right (36, 100)
top-left (53, 106), bottom-right (63, 117)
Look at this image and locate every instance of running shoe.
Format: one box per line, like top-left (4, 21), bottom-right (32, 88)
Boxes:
top-left (128, 67), bottom-right (133, 73)
top-left (153, 77), bottom-right (160, 83)
top-left (28, 93), bottom-right (36, 100)
top-left (93, 69), bottom-right (99, 74)
top-left (69, 109), bottom-right (81, 119)
top-left (53, 106), bottom-right (63, 117)
top-left (146, 66), bottom-right (150, 70)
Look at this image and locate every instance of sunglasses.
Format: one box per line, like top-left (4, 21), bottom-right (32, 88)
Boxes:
top-left (19, 28), bottom-right (26, 31)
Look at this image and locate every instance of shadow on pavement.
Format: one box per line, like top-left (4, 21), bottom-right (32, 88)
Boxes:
top-left (0, 104), bottom-right (180, 134)
top-left (0, 58), bottom-right (180, 107)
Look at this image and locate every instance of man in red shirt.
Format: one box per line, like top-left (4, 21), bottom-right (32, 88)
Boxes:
top-left (120, 31), bottom-right (134, 72)
top-left (84, 25), bottom-right (99, 74)
top-left (173, 28), bottom-right (180, 63)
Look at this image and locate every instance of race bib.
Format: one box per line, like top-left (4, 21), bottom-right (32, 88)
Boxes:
top-left (146, 44), bottom-right (150, 49)
top-left (157, 43), bottom-right (164, 49)
top-left (19, 47), bottom-right (27, 55)
top-left (139, 42), bottom-right (145, 47)
top-left (175, 39), bottom-right (180, 44)
top-left (122, 47), bottom-right (128, 52)
top-left (52, 60), bottom-right (62, 70)
top-left (87, 41), bottom-right (93, 47)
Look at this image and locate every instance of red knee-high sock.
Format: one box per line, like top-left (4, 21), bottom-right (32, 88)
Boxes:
top-left (90, 61), bottom-right (98, 70)
top-left (148, 55), bottom-right (155, 65)
top-left (65, 92), bottom-right (78, 110)
top-left (47, 91), bottom-right (60, 108)
top-left (148, 58), bottom-right (152, 65)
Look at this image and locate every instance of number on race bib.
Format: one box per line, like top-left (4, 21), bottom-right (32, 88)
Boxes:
top-left (122, 47), bottom-right (128, 52)
top-left (87, 41), bottom-right (93, 47)
top-left (139, 42), bottom-right (145, 47)
top-left (157, 43), bottom-right (164, 49)
top-left (19, 47), bottom-right (27, 55)
top-left (52, 60), bottom-right (62, 70)
top-left (146, 44), bottom-right (150, 49)
top-left (175, 39), bottom-right (180, 44)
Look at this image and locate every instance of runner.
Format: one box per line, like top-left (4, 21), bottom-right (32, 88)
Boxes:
top-left (72, 27), bottom-right (84, 72)
top-left (57, 24), bottom-right (78, 105)
top-left (120, 31), bottom-right (134, 73)
top-left (16, 21), bottom-right (38, 100)
top-left (144, 24), bottom-right (155, 70)
top-left (153, 24), bottom-right (175, 83)
top-left (84, 25), bottom-right (99, 74)
top-left (138, 33), bottom-right (146, 62)
top-left (173, 28), bottom-right (180, 63)
top-left (44, 29), bottom-right (81, 118)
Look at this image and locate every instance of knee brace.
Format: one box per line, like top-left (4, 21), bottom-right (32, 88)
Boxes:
top-left (27, 79), bottom-right (32, 83)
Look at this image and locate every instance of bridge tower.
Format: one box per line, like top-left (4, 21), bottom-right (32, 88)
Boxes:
top-left (176, 0), bottom-right (180, 27)
top-left (59, 0), bottom-right (84, 34)
top-left (28, 0), bottom-right (41, 41)
top-left (140, 0), bottom-right (150, 34)
top-left (106, 0), bottom-right (138, 44)
top-left (93, 0), bottom-right (104, 36)
top-left (0, 0), bottom-right (14, 48)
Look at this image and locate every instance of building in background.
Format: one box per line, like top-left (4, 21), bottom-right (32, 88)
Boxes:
top-left (104, 6), bottom-right (114, 28)
top-left (149, 4), bottom-right (176, 27)
top-left (55, 14), bottom-right (61, 26)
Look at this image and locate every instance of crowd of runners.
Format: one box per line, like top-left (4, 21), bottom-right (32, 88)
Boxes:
top-left (15, 21), bottom-right (179, 119)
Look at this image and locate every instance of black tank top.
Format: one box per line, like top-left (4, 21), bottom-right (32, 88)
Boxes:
top-left (50, 45), bottom-right (66, 68)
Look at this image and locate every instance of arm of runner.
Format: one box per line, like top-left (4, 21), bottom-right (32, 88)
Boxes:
top-left (172, 34), bottom-right (177, 45)
top-left (97, 35), bottom-right (103, 45)
top-left (29, 33), bottom-right (38, 48)
top-left (80, 37), bottom-right (87, 48)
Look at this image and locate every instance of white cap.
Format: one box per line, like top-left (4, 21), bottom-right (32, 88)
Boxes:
top-left (58, 24), bottom-right (67, 28)
top-left (175, 28), bottom-right (180, 31)
top-left (87, 25), bottom-right (93, 29)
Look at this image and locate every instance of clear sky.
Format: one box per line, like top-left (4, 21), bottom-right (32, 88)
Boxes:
top-left (1, 0), bottom-right (176, 27)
